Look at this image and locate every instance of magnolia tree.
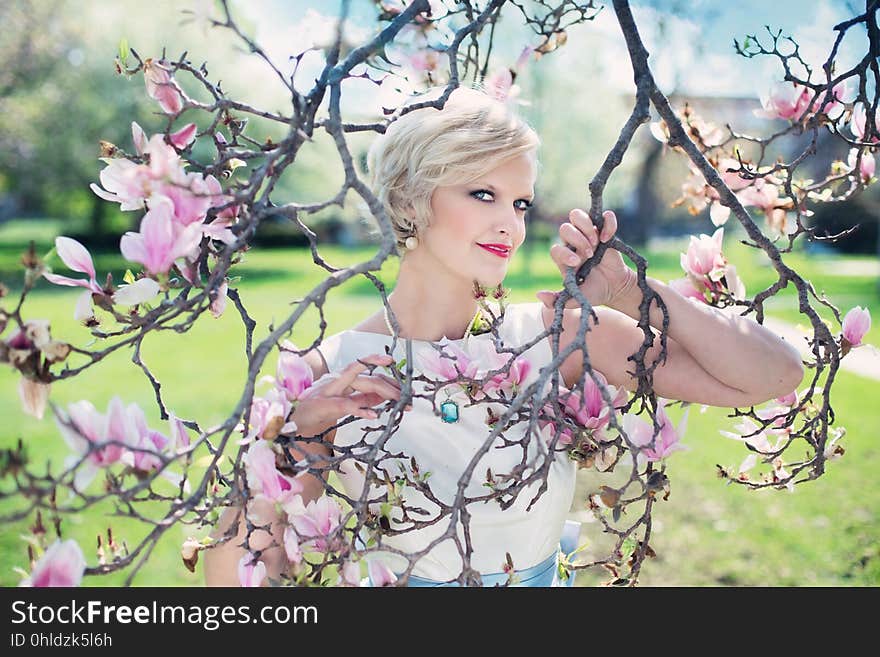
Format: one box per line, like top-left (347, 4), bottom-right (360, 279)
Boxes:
top-left (1, 0), bottom-right (875, 588)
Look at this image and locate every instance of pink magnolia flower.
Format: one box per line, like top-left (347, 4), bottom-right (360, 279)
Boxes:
top-left (484, 46), bottom-right (535, 102)
top-left (720, 417), bottom-right (776, 453)
top-left (144, 58), bottom-right (184, 115)
top-left (755, 404), bottom-right (794, 436)
top-left (850, 103), bottom-right (880, 143)
top-left (538, 399), bottom-right (575, 446)
top-left (89, 158), bottom-right (150, 211)
top-left (275, 346), bottom-right (314, 401)
top-left (847, 148), bottom-right (875, 184)
top-left (42, 237), bottom-right (103, 294)
top-left (736, 178), bottom-right (779, 210)
top-left (476, 341), bottom-right (531, 399)
top-left (810, 80), bottom-right (848, 119)
top-left (21, 539), bottom-right (86, 587)
top-left (143, 134), bottom-right (184, 181)
top-left (841, 306), bottom-right (871, 347)
top-left (243, 388), bottom-right (294, 443)
top-left (119, 196), bottom-right (204, 277)
top-left (735, 179), bottom-right (797, 236)
top-left (286, 495), bottom-right (343, 553)
top-left (669, 276), bottom-right (706, 303)
top-left (716, 157), bottom-right (753, 192)
top-left (238, 553), bottom-right (266, 587)
top-left (622, 400), bottom-right (689, 465)
top-left (417, 338), bottom-right (480, 383)
top-left (56, 397), bottom-right (163, 492)
top-left (539, 375), bottom-right (627, 448)
top-left (754, 81), bottom-right (811, 121)
top-left (156, 175), bottom-right (215, 227)
top-left (560, 373), bottom-right (628, 441)
top-left (681, 227), bottom-right (726, 282)
top-left (673, 163), bottom-right (718, 218)
top-left (119, 402), bottom-right (170, 474)
top-left (367, 559), bottom-right (398, 587)
top-left (58, 399), bottom-right (125, 467)
top-left (205, 174), bottom-right (239, 221)
top-left (242, 440), bottom-right (304, 506)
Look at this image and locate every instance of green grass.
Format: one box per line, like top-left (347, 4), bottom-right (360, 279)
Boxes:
top-left (0, 219), bottom-right (877, 586)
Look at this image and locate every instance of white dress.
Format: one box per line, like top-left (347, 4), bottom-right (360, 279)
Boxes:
top-left (315, 302), bottom-right (579, 584)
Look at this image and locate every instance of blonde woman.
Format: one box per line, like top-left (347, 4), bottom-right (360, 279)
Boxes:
top-left (204, 86), bottom-right (804, 587)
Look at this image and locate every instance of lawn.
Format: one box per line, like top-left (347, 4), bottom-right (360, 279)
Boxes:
top-left (0, 219), bottom-right (877, 586)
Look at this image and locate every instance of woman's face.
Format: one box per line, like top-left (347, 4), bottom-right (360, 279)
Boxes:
top-left (418, 152), bottom-right (536, 288)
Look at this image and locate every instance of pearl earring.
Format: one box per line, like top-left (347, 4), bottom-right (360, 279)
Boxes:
top-left (404, 235), bottom-right (419, 250)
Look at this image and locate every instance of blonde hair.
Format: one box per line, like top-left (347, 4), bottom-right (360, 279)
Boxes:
top-left (366, 85), bottom-right (540, 253)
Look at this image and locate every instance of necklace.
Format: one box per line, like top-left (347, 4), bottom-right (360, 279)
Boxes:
top-left (382, 304), bottom-right (483, 345)
top-left (382, 303), bottom-right (483, 424)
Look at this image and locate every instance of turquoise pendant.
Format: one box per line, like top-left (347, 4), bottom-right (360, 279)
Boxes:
top-left (440, 399), bottom-right (460, 423)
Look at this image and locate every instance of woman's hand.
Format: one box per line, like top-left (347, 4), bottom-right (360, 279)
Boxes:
top-left (290, 353), bottom-right (408, 439)
top-left (536, 209), bottom-right (636, 309)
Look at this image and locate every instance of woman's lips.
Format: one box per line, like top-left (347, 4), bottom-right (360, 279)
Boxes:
top-left (477, 243), bottom-right (511, 258)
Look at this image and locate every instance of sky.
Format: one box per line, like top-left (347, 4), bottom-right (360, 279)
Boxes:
top-left (234, 0), bottom-right (863, 100)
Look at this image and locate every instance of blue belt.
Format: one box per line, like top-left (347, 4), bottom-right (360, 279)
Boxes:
top-left (365, 519), bottom-right (581, 587)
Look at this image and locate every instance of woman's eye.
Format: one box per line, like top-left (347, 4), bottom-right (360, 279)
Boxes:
top-left (514, 199), bottom-right (532, 211)
top-left (470, 190), bottom-right (494, 202)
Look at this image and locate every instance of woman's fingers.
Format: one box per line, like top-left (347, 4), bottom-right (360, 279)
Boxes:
top-left (347, 373), bottom-right (402, 401)
top-left (569, 208), bottom-right (598, 248)
top-left (569, 208), bottom-right (617, 245)
top-left (321, 354), bottom-right (394, 397)
top-left (550, 242), bottom-right (581, 273)
top-left (559, 222), bottom-right (592, 260)
top-left (599, 210), bottom-right (617, 242)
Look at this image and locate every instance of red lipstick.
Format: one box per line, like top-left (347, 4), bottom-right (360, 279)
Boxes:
top-left (477, 243), bottom-right (511, 258)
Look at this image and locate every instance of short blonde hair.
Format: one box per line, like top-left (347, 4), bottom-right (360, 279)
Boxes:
top-left (366, 86), bottom-right (540, 253)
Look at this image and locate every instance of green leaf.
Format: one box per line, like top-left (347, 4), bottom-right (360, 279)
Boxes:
top-left (123, 269), bottom-right (136, 285)
top-left (620, 535), bottom-right (637, 561)
top-left (118, 38), bottom-right (130, 67)
top-left (742, 35), bottom-right (751, 50)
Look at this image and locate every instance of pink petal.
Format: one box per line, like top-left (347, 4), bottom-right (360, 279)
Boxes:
top-left (42, 273), bottom-right (92, 289)
top-left (131, 122), bottom-right (147, 155)
top-left (367, 559), bottom-right (398, 587)
top-left (112, 277), bottom-right (161, 306)
top-left (842, 306), bottom-right (871, 346)
top-left (169, 123), bottom-right (197, 149)
top-left (18, 378), bottom-right (50, 419)
top-left (237, 553), bottom-right (266, 587)
top-left (25, 539), bottom-right (86, 587)
top-left (55, 237), bottom-right (96, 279)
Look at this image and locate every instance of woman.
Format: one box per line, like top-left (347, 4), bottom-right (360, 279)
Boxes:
top-left (204, 86), bottom-right (804, 587)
